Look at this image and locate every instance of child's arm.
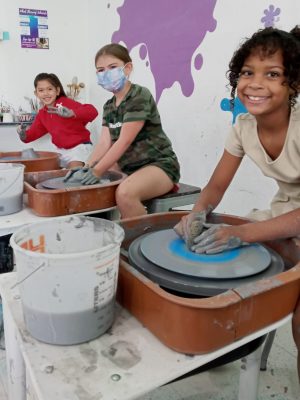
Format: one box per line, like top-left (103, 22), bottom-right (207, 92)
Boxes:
top-left (192, 150), bottom-right (243, 213)
top-left (16, 113), bottom-right (48, 143)
top-left (192, 209), bottom-right (300, 254)
top-left (92, 121), bottom-right (144, 176)
top-left (86, 127), bottom-right (112, 166)
top-left (64, 98), bottom-right (98, 123)
top-left (175, 150), bottom-right (242, 244)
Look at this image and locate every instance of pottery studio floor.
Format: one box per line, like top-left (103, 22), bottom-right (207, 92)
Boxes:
top-left (0, 319), bottom-right (298, 400)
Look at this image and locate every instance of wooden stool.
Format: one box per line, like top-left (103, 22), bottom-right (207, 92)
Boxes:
top-left (145, 183), bottom-right (201, 213)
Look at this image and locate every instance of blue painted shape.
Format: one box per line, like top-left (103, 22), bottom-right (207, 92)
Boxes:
top-left (168, 237), bottom-right (241, 263)
top-left (220, 97), bottom-right (247, 124)
top-left (3, 31), bottom-right (10, 40)
top-left (29, 16), bottom-right (39, 38)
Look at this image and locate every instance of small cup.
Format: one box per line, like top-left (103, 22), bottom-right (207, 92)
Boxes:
top-left (2, 113), bottom-right (14, 123)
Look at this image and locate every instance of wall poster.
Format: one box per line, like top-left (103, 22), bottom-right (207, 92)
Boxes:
top-left (19, 8), bottom-right (49, 49)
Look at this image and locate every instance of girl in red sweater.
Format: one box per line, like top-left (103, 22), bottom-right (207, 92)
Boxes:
top-left (17, 73), bottom-right (98, 168)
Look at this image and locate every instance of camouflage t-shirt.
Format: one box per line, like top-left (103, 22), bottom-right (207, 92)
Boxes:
top-left (102, 84), bottom-right (180, 182)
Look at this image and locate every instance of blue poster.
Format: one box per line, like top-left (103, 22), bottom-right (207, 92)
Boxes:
top-left (19, 8), bottom-right (49, 49)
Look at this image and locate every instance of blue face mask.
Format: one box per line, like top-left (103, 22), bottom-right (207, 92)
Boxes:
top-left (96, 65), bottom-right (128, 93)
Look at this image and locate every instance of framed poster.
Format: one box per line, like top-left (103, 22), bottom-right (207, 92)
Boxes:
top-left (19, 8), bottom-right (49, 49)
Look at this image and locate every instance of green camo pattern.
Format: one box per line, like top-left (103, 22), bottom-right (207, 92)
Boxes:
top-left (102, 84), bottom-right (180, 182)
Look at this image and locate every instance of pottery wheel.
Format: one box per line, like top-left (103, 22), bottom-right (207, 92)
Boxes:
top-left (128, 229), bottom-right (284, 296)
top-left (0, 149), bottom-right (39, 160)
top-left (140, 229), bottom-right (271, 279)
top-left (36, 176), bottom-right (111, 189)
top-left (36, 170), bottom-right (123, 189)
top-left (0, 156), bottom-right (24, 160)
top-left (0, 155), bottom-right (39, 160)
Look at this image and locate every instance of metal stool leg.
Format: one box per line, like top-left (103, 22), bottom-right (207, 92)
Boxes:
top-left (260, 330), bottom-right (276, 371)
top-left (238, 344), bottom-right (262, 400)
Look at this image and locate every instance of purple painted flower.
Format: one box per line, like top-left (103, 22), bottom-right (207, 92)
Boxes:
top-left (261, 4), bottom-right (281, 28)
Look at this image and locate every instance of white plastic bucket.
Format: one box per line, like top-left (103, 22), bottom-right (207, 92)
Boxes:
top-left (10, 216), bottom-right (125, 345)
top-left (0, 163), bottom-right (24, 216)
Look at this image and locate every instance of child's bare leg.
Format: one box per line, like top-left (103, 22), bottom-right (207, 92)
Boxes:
top-left (66, 161), bottom-right (84, 169)
top-left (116, 165), bottom-right (174, 218)
top-left (292, 298), bottom-right (300, 382)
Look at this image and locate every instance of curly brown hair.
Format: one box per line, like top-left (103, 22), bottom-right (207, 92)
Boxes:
top-left (227, 26), bottom-right (300, 108)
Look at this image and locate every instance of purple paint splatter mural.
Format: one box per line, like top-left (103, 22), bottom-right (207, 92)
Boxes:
top-left (112, 0), bottom-right (217, 102)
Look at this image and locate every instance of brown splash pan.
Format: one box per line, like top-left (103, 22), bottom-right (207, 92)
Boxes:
top-left (117, 212), bottom-right (300, 354)
top-left (0, 151), bottom-right (60, 172)
top-left (24, 169), bottom-right (126, 216)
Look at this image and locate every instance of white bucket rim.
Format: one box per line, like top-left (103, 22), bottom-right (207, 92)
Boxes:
top-left (0, 163), bottom-right (25, 171)
top-left (10, 216), bottom-right (124, 259)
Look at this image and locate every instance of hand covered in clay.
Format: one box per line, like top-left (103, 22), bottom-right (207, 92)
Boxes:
top-left (191, 223), bottom-right (249, 254)
top-left (17, 124), bottom-right (28, 141)
top-left (47, 106), bottom-right (75, 118)
top-left (80, 168), bottom-right (102, 185)
top-left (174, 211), bottom-right (207, 249)
top-left (63, 166), bottom-right (89, 182)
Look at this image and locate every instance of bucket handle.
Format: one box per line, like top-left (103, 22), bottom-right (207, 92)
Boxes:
top-left (11, 261), bottom-right (46, 290)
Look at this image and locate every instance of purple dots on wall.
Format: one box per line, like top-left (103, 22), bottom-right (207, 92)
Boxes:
top-left (194, 54), bottom-right (203, 70)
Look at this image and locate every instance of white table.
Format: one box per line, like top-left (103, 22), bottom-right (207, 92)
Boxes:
top-left (0, 272), bottom-right (292, 400)
top-left (0, 198), bottom-right (117, 237)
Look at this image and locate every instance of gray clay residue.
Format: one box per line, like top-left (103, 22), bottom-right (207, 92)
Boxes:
top-left (74, 384), bottom-right (103, 400)
top-left (80, 346), bottom-right (98, 365)
top-left (101, 340), bottom-right (141, 369)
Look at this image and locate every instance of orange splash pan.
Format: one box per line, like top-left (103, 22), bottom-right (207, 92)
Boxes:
top-left (0, 151), bottom-right (60, 172)
top-left (118, 212), bottom-right (300, 354)
top-left (24, 169), bottom-right (126, 217)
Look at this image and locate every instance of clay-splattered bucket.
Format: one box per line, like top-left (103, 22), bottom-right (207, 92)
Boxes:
top-left (0, 163), bottom-right (24, 216)
top-left (10, 216), bottom-right (124, 345)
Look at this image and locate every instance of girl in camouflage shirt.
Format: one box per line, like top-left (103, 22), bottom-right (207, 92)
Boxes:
top-left (79, 43), bottom-right (180, 218)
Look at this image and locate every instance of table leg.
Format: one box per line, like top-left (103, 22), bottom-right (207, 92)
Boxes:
top-left (2, 298), bottom-right (26, 400)
top-left (238, 344), bottom-right (262, 400)
top-left (260, 330), bottom-right (276, 371)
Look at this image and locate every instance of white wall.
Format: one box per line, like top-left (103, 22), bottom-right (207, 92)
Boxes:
top-left (1, 0), bottom-right (299, 217)
top-left (0, 1), bottom-right (89, 112)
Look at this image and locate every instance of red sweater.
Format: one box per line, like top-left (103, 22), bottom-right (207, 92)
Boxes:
top-left (23, 96), bottom-right (98, 149)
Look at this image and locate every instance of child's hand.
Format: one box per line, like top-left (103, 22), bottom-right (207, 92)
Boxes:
top-left (63, 166), bottom-right (88, 182)
top-left (191, 223), bottom-right (249, 254)
top-left (174, 210), bottom-right (208, 249)
top-left (174, 211), bottom-right (207, 248)
top-left (47, 106), bottom-right (75, 118)
top-left (80, 168), bottom-right (101, 185)
top-left (16, 124), bottom-right (28, 141)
